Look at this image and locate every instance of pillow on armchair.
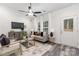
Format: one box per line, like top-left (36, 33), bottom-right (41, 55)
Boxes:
top-left (0, 34), bottom-right (10, 46)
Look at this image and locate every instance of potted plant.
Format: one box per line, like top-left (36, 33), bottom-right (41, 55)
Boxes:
top-left (22, 31), bottom-right (27, 39)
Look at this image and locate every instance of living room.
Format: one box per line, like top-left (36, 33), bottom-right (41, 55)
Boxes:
top-left (0, 3), bottom-right (79, 56)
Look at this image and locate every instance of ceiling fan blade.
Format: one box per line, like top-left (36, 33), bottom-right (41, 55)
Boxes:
top-left (34, 11), bottom-right (42, 14)
top-left (33, 14), bottom-right (37, 17)
top-left (18, 10), bottom-right (28, 13)
top-left (26, 14), bottom-right (28, 16)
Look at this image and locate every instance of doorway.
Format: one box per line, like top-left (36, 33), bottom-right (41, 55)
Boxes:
top-left (60, 16), bottom-right (78, 47)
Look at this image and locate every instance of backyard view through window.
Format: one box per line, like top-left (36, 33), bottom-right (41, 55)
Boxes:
top-left (64, 18), bottom-right (73, 32)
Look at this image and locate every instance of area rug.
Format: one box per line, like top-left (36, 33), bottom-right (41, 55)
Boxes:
top-left (22, 42), bottom-right (56, 56)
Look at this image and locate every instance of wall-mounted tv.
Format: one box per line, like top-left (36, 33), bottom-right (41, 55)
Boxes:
top-left (11, 22), bottom-right (24, 29)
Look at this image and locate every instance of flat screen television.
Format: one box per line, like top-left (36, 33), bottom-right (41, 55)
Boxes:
top-left (11, 22), bottom-right (24, 29)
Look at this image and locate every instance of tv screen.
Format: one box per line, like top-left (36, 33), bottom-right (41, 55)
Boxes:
top-left (11, 22), bottom-right (24, 29)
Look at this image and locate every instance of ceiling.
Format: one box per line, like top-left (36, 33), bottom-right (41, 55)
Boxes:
top-left (0, 3), bottom-right (75, 17)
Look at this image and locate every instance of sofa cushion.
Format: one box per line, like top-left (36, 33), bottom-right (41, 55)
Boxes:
top-left (40, 32), bottom-right (43, 37)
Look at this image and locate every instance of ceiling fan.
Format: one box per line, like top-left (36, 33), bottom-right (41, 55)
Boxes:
top-left (18, 3), bottom-right (43, 17)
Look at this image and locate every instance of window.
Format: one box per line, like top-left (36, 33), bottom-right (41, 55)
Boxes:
top-left (38, 22), bottom-right (40, 31)
top-left (43, 21), bottom-right (48, 33)
top-left (64, 18), bottom-right (73, 32)
top-left (43, 21), bottom-right (48, 27)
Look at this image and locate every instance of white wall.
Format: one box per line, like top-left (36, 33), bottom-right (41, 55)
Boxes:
top-left (0, 5), bottom-right (33, 36)
top-left (48, 4), bottom-right (79, 44)
top-left (34, 4), bottom-right (79, 47)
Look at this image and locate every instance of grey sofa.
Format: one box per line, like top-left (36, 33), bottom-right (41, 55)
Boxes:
top-left (31, 32), bottom-right (48, 42)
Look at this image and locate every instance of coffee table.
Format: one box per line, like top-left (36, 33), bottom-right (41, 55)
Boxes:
top-left (21, 38), bottom-right (35, 48)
